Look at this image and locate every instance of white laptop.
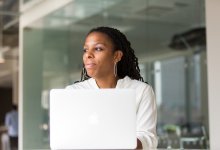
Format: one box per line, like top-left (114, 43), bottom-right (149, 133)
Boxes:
top-left (49, 89), bottom-right (137, 149)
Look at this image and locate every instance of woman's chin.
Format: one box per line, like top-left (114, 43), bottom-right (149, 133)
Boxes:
top-left (86, 72), bottom-right (95, 78)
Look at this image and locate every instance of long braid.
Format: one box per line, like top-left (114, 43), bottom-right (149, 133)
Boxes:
top-left (81, 26), bottom-right (144, 82)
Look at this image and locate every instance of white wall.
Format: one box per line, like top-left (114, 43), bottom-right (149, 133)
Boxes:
top-left (206, 0), bottom-right (220, 149)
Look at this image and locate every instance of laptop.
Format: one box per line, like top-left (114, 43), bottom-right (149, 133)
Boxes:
top-left (49, 89), bottom-right (137, 149)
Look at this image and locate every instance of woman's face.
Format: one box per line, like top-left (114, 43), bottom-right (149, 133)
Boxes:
top-left (83, 32), bottom-right (119, 79)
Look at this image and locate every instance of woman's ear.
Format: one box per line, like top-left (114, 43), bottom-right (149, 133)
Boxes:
top-left (114, 50), bottom-right (123, 62)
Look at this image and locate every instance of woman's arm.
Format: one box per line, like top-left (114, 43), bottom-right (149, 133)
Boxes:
top-left (136, 85), bottom-right (158, 149)
top-left (136, 139), bottom-right (143, 149)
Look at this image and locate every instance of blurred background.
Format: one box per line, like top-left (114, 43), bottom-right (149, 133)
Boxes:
top-left (0, 0), bottom-right (210, 149)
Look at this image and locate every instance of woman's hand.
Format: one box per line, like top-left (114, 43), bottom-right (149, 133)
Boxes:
top-left (136, 139), bottom-right (143, 149)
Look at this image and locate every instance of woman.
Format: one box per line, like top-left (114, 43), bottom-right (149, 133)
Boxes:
top-left (66, 26), bottom-right (157, 149)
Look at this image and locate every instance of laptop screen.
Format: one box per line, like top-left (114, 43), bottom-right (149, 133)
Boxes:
top-left (50, 89), bottom-right (137, 149)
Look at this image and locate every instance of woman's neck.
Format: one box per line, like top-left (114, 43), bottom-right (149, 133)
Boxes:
top-left (94, 76), bottom-right (118, 89)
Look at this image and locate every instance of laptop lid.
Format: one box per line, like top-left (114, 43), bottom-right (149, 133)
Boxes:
top-left (49, 89), bottom-right (136, 149)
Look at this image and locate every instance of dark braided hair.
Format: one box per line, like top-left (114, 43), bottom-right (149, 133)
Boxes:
top-left (81, 26), bottom-right (144, 82)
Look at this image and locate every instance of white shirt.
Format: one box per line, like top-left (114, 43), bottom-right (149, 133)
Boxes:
top-left (66, 76), bottom-right (158, 149)
top-left (5, 110), bottom-right (18, 137)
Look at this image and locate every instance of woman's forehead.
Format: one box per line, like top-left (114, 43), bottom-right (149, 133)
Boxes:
top-left (85, 32), bottom-right (114, 46)
top-left (87, 32), bottom-right (111, 40)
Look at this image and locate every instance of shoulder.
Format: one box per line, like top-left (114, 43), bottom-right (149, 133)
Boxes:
top-left (65, 78), bottom-right (95, 89)
top-left (122, 76), bottom-right (155, 98)
top-left (6, 112), bottom-right (12, 118)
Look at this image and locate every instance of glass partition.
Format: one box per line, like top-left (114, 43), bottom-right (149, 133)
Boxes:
top-left (22, 0), bottom-right (208, 149)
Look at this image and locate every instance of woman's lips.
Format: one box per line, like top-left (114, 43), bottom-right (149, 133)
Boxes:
top-left (85, 63), bottom-right (96, 69)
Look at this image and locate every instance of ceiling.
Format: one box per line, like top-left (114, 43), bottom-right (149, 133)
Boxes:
top-left (0, 0), bottom-right (205, 88)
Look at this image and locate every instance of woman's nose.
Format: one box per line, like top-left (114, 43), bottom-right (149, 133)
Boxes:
top-left (85, 50), bottom-right (94, 58)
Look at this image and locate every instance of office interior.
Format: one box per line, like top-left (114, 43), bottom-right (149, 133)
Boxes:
top-left (0, 0), bottom-right (220, 149)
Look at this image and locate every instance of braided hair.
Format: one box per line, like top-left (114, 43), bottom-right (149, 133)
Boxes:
top-left (81, 26), bottom-right (144, 82)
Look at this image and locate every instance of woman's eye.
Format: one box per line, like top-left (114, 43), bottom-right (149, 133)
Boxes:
top-left (83, 48), bottom-right (87, 53)
top-left (95, 47), bottom-right (102, 51)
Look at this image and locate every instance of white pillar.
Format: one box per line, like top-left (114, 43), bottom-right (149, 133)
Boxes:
top-left (206, 0), bottom-right (220, 149)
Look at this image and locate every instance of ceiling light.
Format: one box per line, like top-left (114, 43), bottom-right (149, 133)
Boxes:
top-left (0, 52), bottom-right (5, 63)
top-left (0, 47), bottom-right (10, 63)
